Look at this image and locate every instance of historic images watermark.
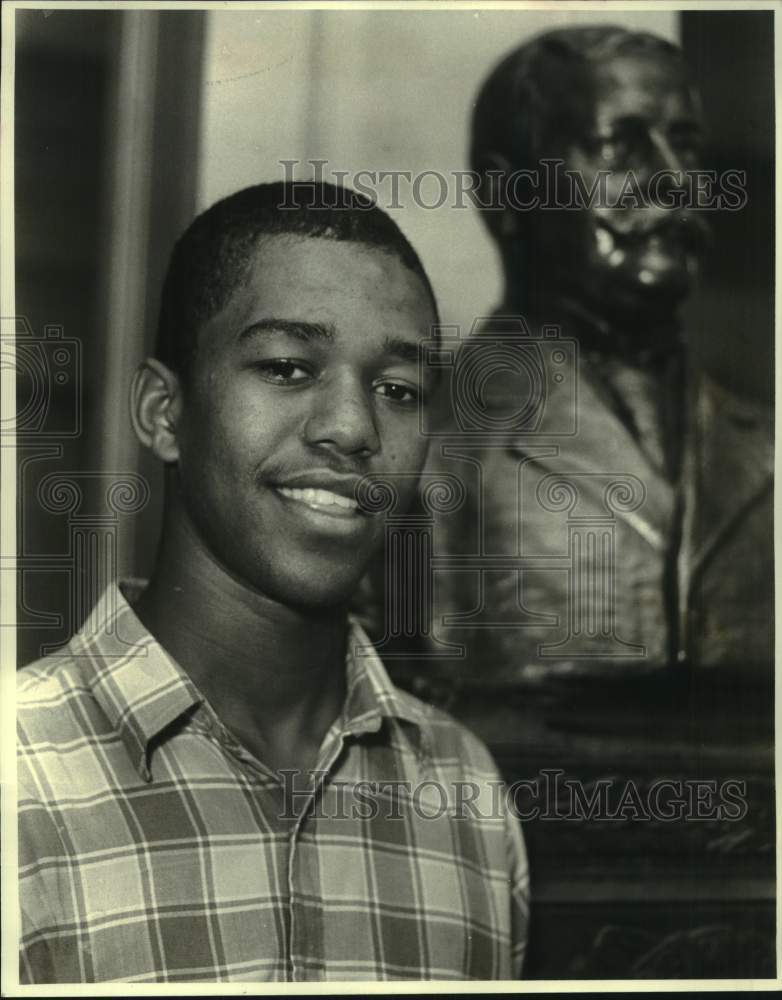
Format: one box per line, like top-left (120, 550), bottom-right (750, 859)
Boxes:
top-left (279, 158), bottom-right (748, 212)
top-left (277, 769), bottom-right (749, 823)
top-left (4, 317), bottom-right (150, 655)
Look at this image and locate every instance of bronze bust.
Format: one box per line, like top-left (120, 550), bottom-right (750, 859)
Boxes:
top-left (422, 27), bottom-right (772, 682)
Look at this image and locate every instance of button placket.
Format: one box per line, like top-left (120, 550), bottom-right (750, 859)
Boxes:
top-left (287, 727), bottom-right (351, 981)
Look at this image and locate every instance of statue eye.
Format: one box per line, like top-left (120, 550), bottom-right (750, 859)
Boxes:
top-left (598, 137), bottom-right (630, 166)
top-left (590, 120), bottom-right (653, 168)
top-left (668, 125), bottom-right (704, 165)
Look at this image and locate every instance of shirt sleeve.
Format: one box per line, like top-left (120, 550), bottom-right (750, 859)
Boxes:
top-left (18, 797), bottom-right (61, 984)
top-left (20, 910), bottom-right (55, 985)
top-left (504, 793), bottom-right (530, 977)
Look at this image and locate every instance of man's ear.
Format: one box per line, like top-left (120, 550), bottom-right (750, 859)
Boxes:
top-left (129, 358), bottom-right (183, 463)
top-left (478, 151), bottom-right (520, 240)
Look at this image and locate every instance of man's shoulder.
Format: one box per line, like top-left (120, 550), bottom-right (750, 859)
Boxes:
top-left (18, 643), bottom-right (85, 695)
top-left (17, 646), bottom-right (93, 743)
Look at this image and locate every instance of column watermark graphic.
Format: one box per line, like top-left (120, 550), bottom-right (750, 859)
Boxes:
top-left (4, 317), bottom-right (150, 655)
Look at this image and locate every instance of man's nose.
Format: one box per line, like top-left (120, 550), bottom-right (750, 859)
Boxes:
top-left (647, 127), bottom-right (687, 184)
top-left (303, 372), bottom-right (381, 458)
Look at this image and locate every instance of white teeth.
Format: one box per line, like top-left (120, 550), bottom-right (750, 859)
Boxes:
top-left (277, 486), bottom-right (358, 511)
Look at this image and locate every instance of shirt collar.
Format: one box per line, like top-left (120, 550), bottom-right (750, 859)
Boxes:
top-left (70, 581), bottom-right (203, 782)
top-left (342, 620), bottom-right (431, 758)
top-left (71, 581), bottom-right (429, 781)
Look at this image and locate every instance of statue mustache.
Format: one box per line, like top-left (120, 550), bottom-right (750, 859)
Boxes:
top-left (597, 210), bottom-right (710, 251)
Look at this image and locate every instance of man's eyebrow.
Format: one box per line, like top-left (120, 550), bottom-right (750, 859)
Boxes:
top-left (382, 336), bottom-right (423, 365)
top-left (238, 322), bottom-right (424, 364)
top-left (238, 318), bottom-right (336, 343)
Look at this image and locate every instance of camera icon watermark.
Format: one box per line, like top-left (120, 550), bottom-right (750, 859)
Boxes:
top-left (1, 316), bottom-right (82, 440)
top-left (419, 317), bottom-right (578, 438)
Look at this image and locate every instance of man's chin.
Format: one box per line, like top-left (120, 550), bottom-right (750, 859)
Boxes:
top-left (258, 564), bottom-right (368, 615)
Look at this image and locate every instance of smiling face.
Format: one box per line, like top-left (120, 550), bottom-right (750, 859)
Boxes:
top-left (170, 235), bottom-right (436, 609)
top-left (527, 47), bottom-right (707, 329)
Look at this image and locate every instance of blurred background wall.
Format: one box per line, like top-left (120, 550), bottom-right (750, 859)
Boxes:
top-left (14, 9), bottom-right (204, 660)
top-left (13, 6), bottom-right (775, 979)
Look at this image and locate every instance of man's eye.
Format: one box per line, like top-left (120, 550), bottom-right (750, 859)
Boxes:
top-left (253, 359), bottom-right (311, 384)
top-left (374, 381), bottom-right (421, 405)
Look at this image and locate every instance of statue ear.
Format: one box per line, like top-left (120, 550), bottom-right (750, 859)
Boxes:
top-left (476, 151), bottom-right (522, 240)
top-left (129, 358), bottom-right (183, 464)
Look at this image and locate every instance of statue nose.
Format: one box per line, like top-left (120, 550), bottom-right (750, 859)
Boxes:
top-left (647, 127), bottom-right (687, 182)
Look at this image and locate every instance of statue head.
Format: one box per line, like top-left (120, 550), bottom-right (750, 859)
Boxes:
top-left (472, 26), bottom-right (708, 342)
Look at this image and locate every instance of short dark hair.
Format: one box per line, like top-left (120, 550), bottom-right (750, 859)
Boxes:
top-left (155, 181), bottom-right (438, 375)
top-left (470, 26), bottom-right (687, 200)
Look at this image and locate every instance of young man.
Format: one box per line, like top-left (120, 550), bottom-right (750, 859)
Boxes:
top-left (17, 182), bottom-right (529, 983)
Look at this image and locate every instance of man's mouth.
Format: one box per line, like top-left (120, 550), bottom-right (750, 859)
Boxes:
top-left (276, 486), bottom-right (360, 516)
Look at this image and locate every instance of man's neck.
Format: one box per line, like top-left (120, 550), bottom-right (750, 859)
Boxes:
top-left (132, 507), bottom-right (348, 776)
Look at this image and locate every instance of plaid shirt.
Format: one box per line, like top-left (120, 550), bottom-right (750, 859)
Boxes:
top-left (18, 582), bottom-right (528, 983)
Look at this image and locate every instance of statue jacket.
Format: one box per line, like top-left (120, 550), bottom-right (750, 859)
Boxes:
top-left (419, 324), bottom-right (773, 683)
